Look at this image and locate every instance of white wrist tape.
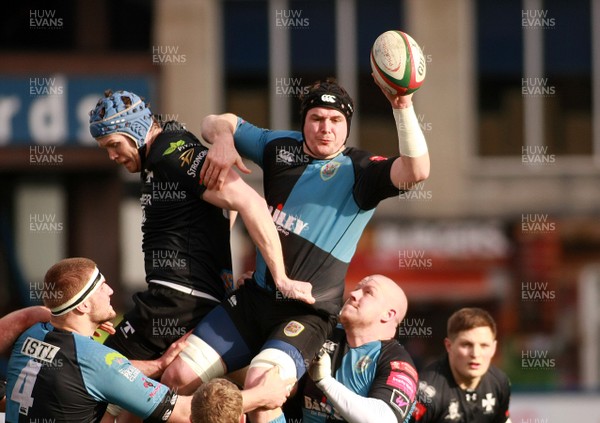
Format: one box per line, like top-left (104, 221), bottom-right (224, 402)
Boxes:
top-left (106, 403), bottom-right (123, 417)
top-left (393, 106), bottom-right (428, 157)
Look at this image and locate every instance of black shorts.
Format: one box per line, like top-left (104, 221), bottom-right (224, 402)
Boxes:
top-left (104, 284), bottom-right (220, 360)
top-left (192, 280), bottom-right (337, 378)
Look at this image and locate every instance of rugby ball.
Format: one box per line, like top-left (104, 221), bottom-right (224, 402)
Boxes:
top-left (370, 30), bottom-right (426, 95)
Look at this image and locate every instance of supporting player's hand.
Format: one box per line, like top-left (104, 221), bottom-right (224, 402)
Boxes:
top-left (236, 270), bottom-right (255, 289)
top-left (254, 366), bottom-right (296, 410)
top-left (308, 348), bottom-right (331, 383)
top-left (94, 321), bottom-right (116, 337)
top-left (158, 332), bottom-right (190, 371)
top-left (201, 138), bottom-right (250, 191)
top-left (274, 278), bottom-right (315, 304)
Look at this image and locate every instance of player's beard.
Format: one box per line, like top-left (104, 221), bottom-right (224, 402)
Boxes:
top-left (93, 308), bottom-right (117, 327)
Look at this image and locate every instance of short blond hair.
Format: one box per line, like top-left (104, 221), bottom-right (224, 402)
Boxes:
top-left (191, 378), bottom-right (243, 423)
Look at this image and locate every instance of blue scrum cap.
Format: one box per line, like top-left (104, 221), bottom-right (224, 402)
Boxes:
top-left (89, 90), bottom-right (154, 148)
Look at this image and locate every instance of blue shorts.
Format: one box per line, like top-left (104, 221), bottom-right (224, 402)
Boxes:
top-left (192, 279), bottom-right (336, 378)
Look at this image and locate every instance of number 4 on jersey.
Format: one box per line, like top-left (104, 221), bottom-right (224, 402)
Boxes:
top-left (11, 360), bottom-right (42, 416)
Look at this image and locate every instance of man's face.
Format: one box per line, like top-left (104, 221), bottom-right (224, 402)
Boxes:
top-left (303, 107), bottom-right (348, 160)
top-left (87, 281), bottom-right (117, 325)
top-left (339, 276), bottom-right (387, 329)
top-left (96, 133), bottom-right (141, 173)
top-left (445, 326), bottom-right (497, 388)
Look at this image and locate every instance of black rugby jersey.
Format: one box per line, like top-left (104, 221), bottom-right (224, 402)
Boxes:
top-left (139, 125), bottom-right (233, 300)
top-left (412, 355), bottom-right (511, 423)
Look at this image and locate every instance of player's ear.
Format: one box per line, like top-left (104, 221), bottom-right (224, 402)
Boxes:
top-left (491, 339), bottom-right (497, 356)
top-left (382, 308), bottom-right (397, 324)
top-left (443, 337), bottom-right (452, 352)
top-left (75, 300), bottom-right (92, 315)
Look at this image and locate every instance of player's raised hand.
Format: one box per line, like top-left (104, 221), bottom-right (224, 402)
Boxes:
top-left (200, 113), bottom-right (251, 191)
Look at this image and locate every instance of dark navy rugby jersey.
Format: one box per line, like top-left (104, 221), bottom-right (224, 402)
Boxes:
top-left (412, 355), bottom-right (511, 423)
top-left (139, 126), bottom-right (234, 299)
top-left (300, 325), bottom-right (418, 423)
top-left (234, 119), bottom-right (400, 314)
top-left (6, 322), bottom-right (176, 423)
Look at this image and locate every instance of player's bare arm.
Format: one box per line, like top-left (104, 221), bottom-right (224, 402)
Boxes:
top-left (200, 112), bottom-right (249, 191)
top-left (202, 170), bottom-right (315, 304)
top-left (0, 306), bottom-right (50, 355)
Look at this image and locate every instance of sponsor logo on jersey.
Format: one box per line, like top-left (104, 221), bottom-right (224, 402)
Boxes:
top-left (390, 361), bottom-right (418, 381)
top-left (320, 161), bottom-right (341, 181)
top-left (354, 355), bottom-right (372, 374)
top-left (178, 148), bottom-right (195, 167)
top-left (321, 339), bottom-right (338, 354)
top-left (283, 320), bottom-right (305, 337)
top-left (387, 371), bottom-right (417, 400)
top-left (221, 270), bottom-right (234, 292)
top-left (418, 380), bottom-right (436, 399)
top-left (227, 294), bottom-right (238, 308)
top-left (277, 148), bottom-right (296, 164)
top-left (390, 389), bottom-right (411, 418)
top-left (445, 399), bottom-right (462, 420)
top-left (161, 409), bottom-right (173, 421)
top-left (482, 393), bottom-right (496, 414)
top-left (119, 320), bottom-right (136, 339)
top-left (270, 204), bottom-right (309, 236)
top-left (187, 150), bottom-right (207, 177)
top-left (303, 395), bottom-right (343, 420)
top-left (105, 351), bottom-right (127, 367)
top-left (276, 146), bottom-right (309, 165)
top-left (119, 365), bottom-right (141, 382)
top-left (162, 140), bottom-right (186, 156)
top-left (20, 337), bottom-right (60, 364)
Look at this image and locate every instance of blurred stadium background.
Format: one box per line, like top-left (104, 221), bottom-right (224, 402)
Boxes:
top-left (1, 0), bottom-right (600, 420)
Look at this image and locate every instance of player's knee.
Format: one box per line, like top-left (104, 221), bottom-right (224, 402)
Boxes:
top-left (160, 357), bottom-right (191, 390)
top-left (247, 348), bottom-right (297, 387)
top-left (162, 334), bottom-right (226, 391)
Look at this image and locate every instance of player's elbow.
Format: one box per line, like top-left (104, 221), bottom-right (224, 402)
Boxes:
top-left (410, 154), bottom-right (430, 183)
